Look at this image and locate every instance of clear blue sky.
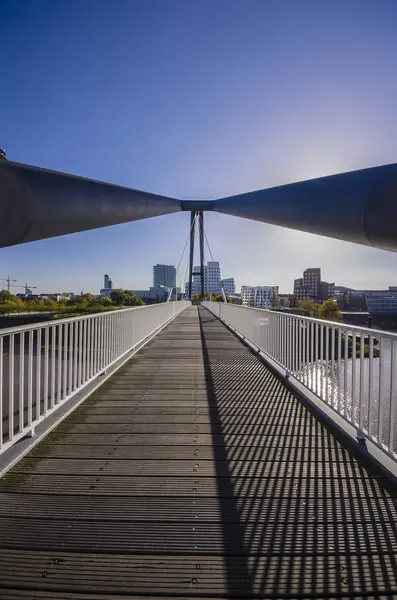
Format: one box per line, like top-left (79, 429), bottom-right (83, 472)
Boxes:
top-left (1, 0), bottom-right (397, 294)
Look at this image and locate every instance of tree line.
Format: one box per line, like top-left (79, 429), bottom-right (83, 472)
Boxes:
top-left (0, 289), bottom-right (144, 316)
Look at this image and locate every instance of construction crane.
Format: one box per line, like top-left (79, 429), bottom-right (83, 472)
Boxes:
top-left (0, 276), bottom-right (17, 292)
top-left (11, 282), bottom-right (37, 296)
top-left (0, 278), bottom-right (37, 295)
top-left (22, 282), bottom-right (37, 296)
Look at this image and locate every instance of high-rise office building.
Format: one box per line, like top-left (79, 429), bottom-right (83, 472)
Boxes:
top-left (153, 264), bottom-right (176, 289)
top-left (221, 278), bottom-right (235, 296)
top-left (100, 274), bottom-right (114, 298)
top-left (294, 268), bottom-right (334, 303)
top-left (206, 261), bottom-right (222, 294)
top-left (104, 274), bottom-right (113, 290)
top-left (186, 261), bottom-right (223, 297)
top-left (241, 286), bottom-right (279, 308)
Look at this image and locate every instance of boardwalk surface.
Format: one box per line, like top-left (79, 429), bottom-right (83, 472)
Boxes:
top-left (0, 306), bottom-right (397, 598)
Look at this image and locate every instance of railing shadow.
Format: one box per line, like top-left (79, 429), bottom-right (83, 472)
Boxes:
top-left (197, 306), bottom-right (397, 597)
top-left (198, 307), bottom-right (253, 595)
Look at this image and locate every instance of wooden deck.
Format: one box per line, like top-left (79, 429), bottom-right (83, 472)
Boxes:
top-left (0, 305), bottom-right (397, 598)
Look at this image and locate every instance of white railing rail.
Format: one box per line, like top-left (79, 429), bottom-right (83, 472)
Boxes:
top-left (0, 301), bottom-right (190, 455)
top-left (203, 302), bottom-right (397, 460)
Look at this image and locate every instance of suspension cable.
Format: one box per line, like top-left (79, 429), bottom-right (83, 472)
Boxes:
top-left (167, 213), bottom-right (197, 302)
top-left (182, 256), bottom-right (190, 300)
top-left (203, 229), bottom-right (215, 263)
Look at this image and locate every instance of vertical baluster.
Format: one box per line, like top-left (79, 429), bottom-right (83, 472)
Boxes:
top-left (377, 338), bottom-right (384, 446)
top-left (44, 328), bottom-right (49, 415)
top-left (9, 334), bottom-right (15, 442)
top-left (351, 332), bottom-right (357, 424)
top-left (93, 317), bottom-right (98, 375)
top-left (82, 320), bottom-right (87, 383)
top-left (27, 330), bottom-right (33, 427)
top-left (0, 337), bottom-right (3, 450)
top-left (114, 313), bottom-right (121, 360)
top-left (291, 319), bottom-right (296, 373)
top-left (300, 320), bottom-right (304, 385)
top-left (271, 313), bottom-right (274, 360)
top-left (36, 329), bottom-right (42, 420)
top-left (106, 315), bottom-right (110, 366)
top-left (84, 319), bottom-right (89, 381)
top-left (19, 332), bottom-right (25, 433)
top-left (281, 315), bottom-right (285, 367)
top-left (68, 321), bottom-right (74, 396)
top-left (119, 313), bottom-right (123, 356)
top-left (57, 325), bottom-right (62, 404)
top-left (325, 325), bottom-right (329, 405)
top-left (63, 323), bottom-right (68, 400)
top-left (359, 333), bottom-right (365, 431)
top-left (310, 321), bottom-right (314, 392)
top-left (276, 313), bottom-right (281, 363)
top-left (368, 337), bottom-right (374, 438)
top-left (74, 321), bottom-right (79, 391)
top-left (87, 317), bottom-right (94, 381)
top-left (337, 327), bottom-right (342, 414)
top-left (51, 326), bottom-right (56, 409)
top-left (331, 327), bottom-right (335, 407)
top-left (343, 330), bottom-right (349, 418)
top-left (114, 314), bottom-right (117, 361)
top-left (297, 319), bottom-right (301, 380)
top-left (100, 316), bottom-right (105, 370)
top-left (388, 340), bottom-right (396, 454)
top-left (319, 324), bottom-right (324, 399)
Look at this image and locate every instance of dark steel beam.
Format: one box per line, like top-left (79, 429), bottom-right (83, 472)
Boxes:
top-left (199, 211), bottom-right (205, 300)
top-left (188, 211), bottom-right (196, 301)
top-left (181, 200), bottom-right (214, 211)
top-left (214, 163), bottom-right (397, 252)
top-left (0, 161), bottom-right (182, 248)
top-left (2, 159), bottom-right (397, 253)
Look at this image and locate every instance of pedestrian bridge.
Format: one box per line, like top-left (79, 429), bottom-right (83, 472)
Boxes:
top-left (0, 304), bottom-right (397, 598)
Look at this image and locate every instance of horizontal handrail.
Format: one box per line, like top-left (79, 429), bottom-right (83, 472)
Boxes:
top-left (0, 301), bottom-right (190, 455)
top-left (0, 302), bottom-right (178, 337)
top-left (203, 301), bottom-right (397, 461)
top-left (209, 302), bottom-right (397, 341)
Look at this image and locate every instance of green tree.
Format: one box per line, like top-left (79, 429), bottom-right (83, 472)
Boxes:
top-left (0, 290), bottom-right (16, 302)
top-left (111, 289), bottom-right (144, 307)
top-left (125, 292), bottom-right (144, 306)
top-left (299, 298), bottom-right (315, 313)
top-left (100, 296), bottom-right (113, 306)
top-left (81, 293), bottom-right (96, 304)
top-left (318, 298), bottom-right (342, 322)
top-left (110, 289), bottom-right (128, 305)
top-left (0, 300), bottom-right (17, 314)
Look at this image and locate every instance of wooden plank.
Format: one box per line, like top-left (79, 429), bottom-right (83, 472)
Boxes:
top-left (39, 432), bottom-right (338, 447)
top-left (0, 473), bottom-right (386, 497)
top-left (28, 442), bottom-right (346, 462)
top-left (13, 457), bottom-right (373, 479)
top-left (0, 550), bottom-right (397, 597)
top-left (1, 515), bottom-right (397, 555)
top-left (1, 493), bottom-right (396, 523)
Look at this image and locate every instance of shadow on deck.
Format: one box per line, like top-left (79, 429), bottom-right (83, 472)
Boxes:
top-left (0, 305), bottom-right (396, 598)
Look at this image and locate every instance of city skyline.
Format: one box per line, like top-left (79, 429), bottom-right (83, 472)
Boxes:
top-left (1, 1), bottom-right (397, 293)
top-left (3, 260), bottom-right (397, 299)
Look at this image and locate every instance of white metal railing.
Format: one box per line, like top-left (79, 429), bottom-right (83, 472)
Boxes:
top-left (203, 302), bottom-right (397, 460)
top-left (0, 301), bottom-right (190, 455)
